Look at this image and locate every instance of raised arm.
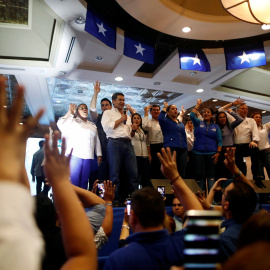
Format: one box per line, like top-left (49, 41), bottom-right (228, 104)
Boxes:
top-left (44, 132), bottom-right (97, 270)
top-left (90, 81), bottom-right (100, 123)
top-left (142, 106), bottom-right (151, 131)
top-left (219, 97), bottom-right (244, 111)
top-left (101, 180), bottom-right (115, 237)
top-left (157, 148), bottom-right (203, 211)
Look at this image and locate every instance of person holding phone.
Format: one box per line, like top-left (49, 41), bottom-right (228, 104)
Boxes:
top-left (131, 113), bottom-right (153, 188)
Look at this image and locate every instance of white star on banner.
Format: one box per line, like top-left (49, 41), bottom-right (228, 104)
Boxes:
top-left (193, 54), bottom-right (201, 65)
top-left (238, 51), bottom-right (250, 64)
top-left (96, 22), bottom-right (107, 37)
top-left (134, 43), bottom-right (146, 56)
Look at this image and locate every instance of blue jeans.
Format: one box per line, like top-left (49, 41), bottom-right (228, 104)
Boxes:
top-left (70, 156), bottom-right (91, 189)
top-left (107, 139), bottom-right (139, 202)
top-left (192, 153), bottom-right (215, 192)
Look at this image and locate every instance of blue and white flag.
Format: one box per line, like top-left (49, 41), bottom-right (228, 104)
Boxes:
top-left (179, 48), bottom-right (210, 72)
top-left (224, 42), bottom-right (266, 70)
top-left (124, 33), bottom-right (154, 64)
top-left (85, 6), bottom-right (116, 49)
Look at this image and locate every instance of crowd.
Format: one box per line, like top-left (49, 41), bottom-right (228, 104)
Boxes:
top-left (2, 75), bottom-right (270, 270)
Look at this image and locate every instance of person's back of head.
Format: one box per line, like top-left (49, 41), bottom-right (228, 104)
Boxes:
top-left (39, 140), bottom-right (45, 148)
top-left (238, 211), bottom-right (270, 248)
top-left (226, 181), bottom-right (257, 223)
top-left (35, 193), bottom-right (57, 232)
top-left (131, 187), bottom-right (165, 228)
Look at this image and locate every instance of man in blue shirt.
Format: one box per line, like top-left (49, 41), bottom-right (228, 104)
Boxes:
top-left (104, 187), bottom-right (185, 270)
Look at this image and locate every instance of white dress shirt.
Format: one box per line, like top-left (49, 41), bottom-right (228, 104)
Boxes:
top-left (226, 114), bottom-right (260, 144)
top-left (142, 116), bottom-right (163, 144)
top-left (57, 115), bottom-right (102, 159)
top-left (185, 129), bottom-right (194, 151)
top-left (0, 182), bottom-right (44, 270)
top-left (101, 108), bottom-right (132, 139)
top-left (258, 122), bottom-right (270, 150)
top-left (131, 128), bottom-right (149, 157)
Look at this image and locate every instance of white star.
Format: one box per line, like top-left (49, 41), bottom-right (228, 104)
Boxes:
top-left (193, 54), bottom-right (201, 65)
top-left (134, 43), bottom-right (146, 56)
top-left (238, 51), bottom-right (250, 64)
top-left (96, 22), bottom-right (107, 37)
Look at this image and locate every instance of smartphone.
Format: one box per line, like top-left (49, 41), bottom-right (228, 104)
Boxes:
top-left (220, 179), bottom-right (233, 189)
top-left (184, 210), bottom-right (222, 270)
top-left (157, 185), bottom-right (165, 198)
top-left (97, 183), bottom-right (105, 198)
top-left (126, 198), bottom-right (131, 215)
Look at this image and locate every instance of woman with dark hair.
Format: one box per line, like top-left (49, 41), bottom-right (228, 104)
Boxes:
top-left (130, 113), bottom-right (152, 187)
top-left (190, 99), bottom-right (222, 192)
top-left (57, 103), bottom-right (102, 189)
top-left (158, 102), bottom-right (187, 178)
top-left (215, 99), bottom-right (243, 179)
top-left (251, 112), bottom-right (270, 179)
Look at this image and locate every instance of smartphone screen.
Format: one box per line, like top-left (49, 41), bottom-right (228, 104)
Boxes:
top-left (126, 198), bottom-right (131, 215)
top-left (157, 186), bottom-right (165, 198)
top-left (97, 183), bottom-right (105, 198)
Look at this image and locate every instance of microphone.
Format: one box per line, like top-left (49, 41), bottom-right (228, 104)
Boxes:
top-left (123, 108), bottom-right (127, 125)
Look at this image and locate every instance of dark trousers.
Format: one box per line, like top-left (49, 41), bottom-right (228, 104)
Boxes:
top-left (169, 147), bottom-right (188, 178)
top-left (36, 176), bottom-right (50, 195)
top-left (185, 151), bottom-right (195, 179)
top-left (107, 139), bottom-right (138, 203)
top-left (215, 148), bottom-right (233, 180)
top-left (235, 144), bottom-right (261, 179)
top-left (258, 148), bottom-right (270, 179)
top-left (193, 153), bottom-right (216, 192)
top-left (149, 143), bottom-right (164, 179)
top-left (136, 156), bottom-right (153, 188)
top-left (98, 150), bottom-right (110, 181)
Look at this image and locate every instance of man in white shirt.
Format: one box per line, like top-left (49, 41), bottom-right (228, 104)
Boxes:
top-left (101, 92), bottom-right (139, 205)
top-left (231, 103), bottom-right (263, 184)
top-left (142, 105), bottom-right (164, 179)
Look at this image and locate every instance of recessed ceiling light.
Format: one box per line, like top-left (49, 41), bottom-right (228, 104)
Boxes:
top-left (59, 71), bottom-right (68, 75)
top-left (212, 99), bottom-right (218, 102)
top-left (20, 123), bottom-right (23, 125)
top-left (262, 110), bottom-right (267, 113)
top-left (154, 82), bottom-right (161, 85)
top-left (75, 17), bottom-right (86, 24)
top-left (56, 101), bottom-right (61, 103)
top-left (3, 105), bottom-right (7, 108)
top-left (95, 56), bottom-right (103, 61)
top-left (115, 76), bottom-right (123, 81)
top-left (262, 24), bottom-right (270, 30)
top-left (196, 89), bottom-right (204, 93)
top-left (182, 27), bottom-right (191, 33)
top-left (190, 72), bottom-right (197, 76)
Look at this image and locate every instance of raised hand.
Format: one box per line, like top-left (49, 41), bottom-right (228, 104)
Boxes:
top-left (69, 103), bottom-right (77, 115)
top-left (44, 131), bottom-right (72, 186)
top-left (197, 99), bottom-right (202, 106)
top-left (93, 81), bottom-right (101, 94)
top-left (103, 180), bottom-right (115, 203)
top-left (0, 76), bottom-right (43, 183)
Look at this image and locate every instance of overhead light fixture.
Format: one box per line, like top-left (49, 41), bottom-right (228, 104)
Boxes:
top-left (262, 24), bottom-right (270, 30)
top-left (59, 71), bottom-right (68, 75)
top-left (115, 76), bottom-right (123, 82)
top-left (182, 27), bottom-right (191, 33)
top-left (154, 82), bottom-right (161, 85)
top-left (196, 89), bottom-right (204, 93)
top-left (262, 110), bottom-right (267, 113)
top-left (56, 101), bottom-right (61, 103)
top-left (220, 0), bottom-right (270, 25)
top-left (95, 56), bottom-right (103, 61)
top-left (75, 17), bottom-right (86, 24)
top-left (20, 123), bottom-right (23, 125)
top-left (212, 99), bottom-right (218, 102)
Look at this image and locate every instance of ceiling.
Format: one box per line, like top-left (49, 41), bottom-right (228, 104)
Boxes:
top-left (1, 0), bottom-right (270, 136)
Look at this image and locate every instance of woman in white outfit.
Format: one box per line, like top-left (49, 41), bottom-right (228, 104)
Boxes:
top-left (57, 103), bottom-right (102, 189)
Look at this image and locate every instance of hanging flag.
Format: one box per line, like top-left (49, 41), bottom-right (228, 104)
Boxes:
top-left (123, 33), bottom-right (155, 65)
top-left (224, 42), bottom-right (266, 70)
top-left (85, 6), bottom-right (116, 49)
top-left (178, 48), bottom-right (211, 72)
